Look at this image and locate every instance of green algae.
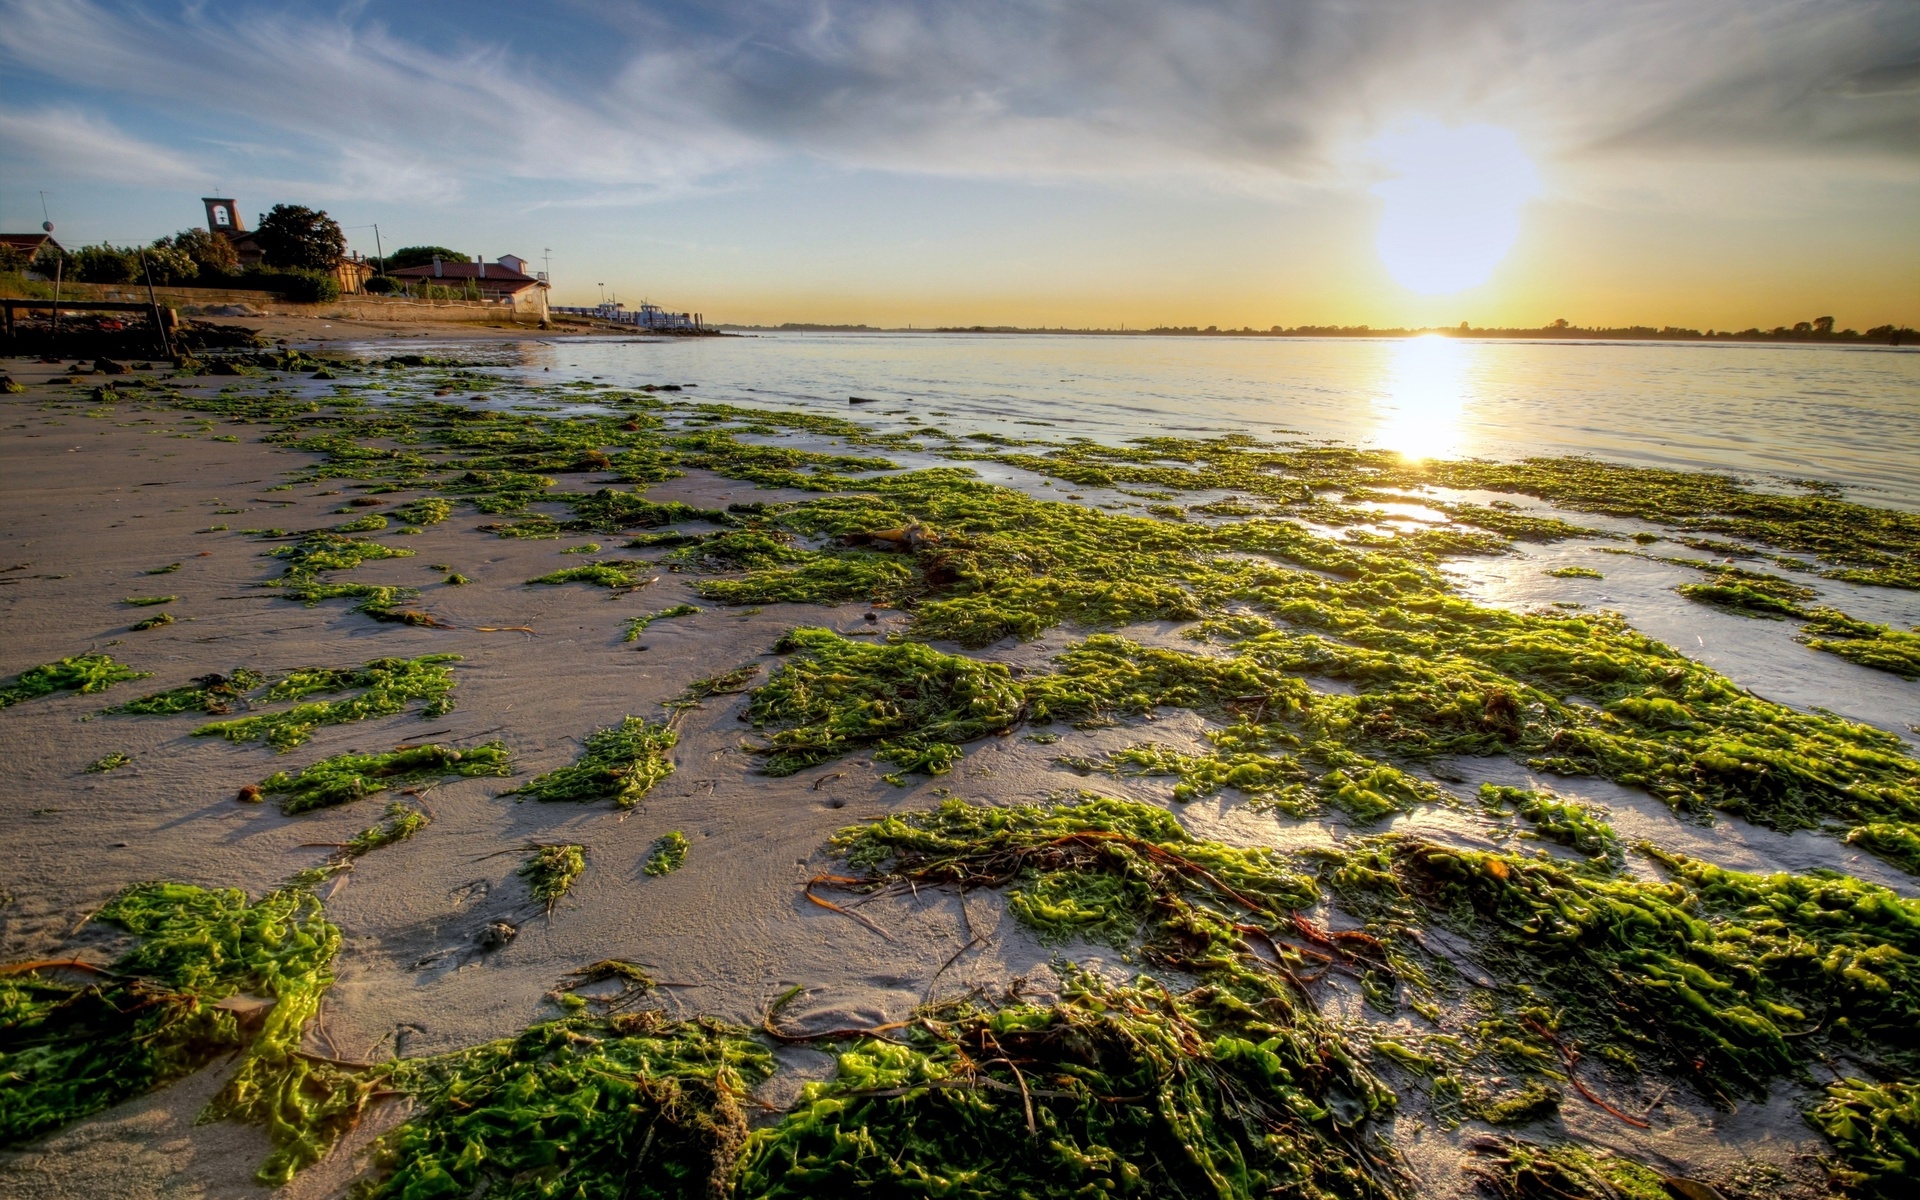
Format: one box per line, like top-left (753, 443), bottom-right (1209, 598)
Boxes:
top-left (362, 1011), bottom-right (774, 1200)
top-left (1807, 1078), bottom-right (1919, 1199)
top-left (0, 883), bottom-right (365, 1184)
top-left (562, 489), bottom-right (728, 533)
top-left (194, 654), bottom-right (461, 751)
top-left (624, 603), bottom-right (700, 641)
top-left (644, 831), bottom-right (689, 876)
top-left (395, 496), bottom-right (452, 526)
top-left (735, 969), bottom-right (1398, 1200)
top-left (527, 558), bottom-right (657, 591)
top-left (258, 741), bottom-right (512, 814)
top-left (765, 795), bottom-right (1398, 1199)
top-left (1478, 783), bottom-right (1624, 870)
top-left (85, 751), bottom-right (132, 772)
top-left (521, 843), bottom-right (587, 911)
top-left (287, 802), bottom-right (432, 889)
top-left (1543, 566), bottom-right (1603, 579)
top-left (107, 669), bottom-right (265, 715)
top-left (1472, 1139), bottom-right (1671, 1200)
top-left (746, 627), bottom-right (1022, 777)
top-left (1800, 610), bottom-right (1920, 680)
top-left (670, 663), bottom-right (762, 709)
top-left (1466, 1080), bottom-right (1563, 1126)
top-left (130, 611), bottom-right (175, 630)
top-left (832, 794), bottom-right (1318, 949)
top-left (265, 530), bottom-right (430, 624)
top-left (122, 594), bottom-right (176, 606)
top-left (510, 716), bottom-right (677, 809)
top-left (561, 541), bottom-right (602, 554)
top-left (0, 654), bottom-right (150, 708)
top-left (1322, 835), bottom-right (1920, 1099)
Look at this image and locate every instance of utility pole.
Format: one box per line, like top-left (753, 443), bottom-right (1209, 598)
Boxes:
top-left (41, 194), bottom-right (61, 351)
top-left (139, 250), bottom-right (172, 360)
top-left (373, 224), bottom-right (384, 274)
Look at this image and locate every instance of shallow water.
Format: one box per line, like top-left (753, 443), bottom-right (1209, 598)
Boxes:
top-left (496, 332), bottom-right (1920, 508)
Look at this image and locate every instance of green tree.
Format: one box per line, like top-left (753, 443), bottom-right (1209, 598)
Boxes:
top-left (1813, 316), bottom-right (1836, 336)
top-left (384, 246), bottom-right (470, 272)
top-left (0, 242), bottom-right (27, 273)
top-left (159, 227), bottom-right (238, 277)
top-left (140, 241), bottom-right (198, 285)
top-left (254, 204), bottom-right (345, 271)
top-left (70, 243), bottom-right (137, 283)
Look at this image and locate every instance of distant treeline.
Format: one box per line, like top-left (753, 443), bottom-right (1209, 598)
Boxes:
top-left (720, 317), bottom-right (1914, 344)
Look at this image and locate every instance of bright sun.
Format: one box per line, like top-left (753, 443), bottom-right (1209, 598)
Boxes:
top-left (1371, 121), bottom-right (1539, 296)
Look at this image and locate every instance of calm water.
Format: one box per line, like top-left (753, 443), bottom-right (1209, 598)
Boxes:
top-left (498, 333), bottom-right (1920, 508)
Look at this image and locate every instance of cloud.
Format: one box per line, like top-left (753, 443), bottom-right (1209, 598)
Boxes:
top-left (0, 105), bottom-right (205, 185)
top-left (0, 0), bottom-right (1913, 210)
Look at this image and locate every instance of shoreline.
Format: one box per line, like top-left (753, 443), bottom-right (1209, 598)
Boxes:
top-left (2, 344), bottom-right (1917, 1198)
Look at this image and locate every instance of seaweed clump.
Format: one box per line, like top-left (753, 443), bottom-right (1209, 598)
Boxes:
top-left (0, 654), bottom-right (149, 708)
top-left (362, 1012), bottom-right (773, 1200)
top-left (521, 843), bottom-right (587, 912)
top-left (645, 831), bottom-right (689, 876)
top-left (510, 716), bottom-right (677, 809)
top-left (527, 558), bottom-right (658, 591)
top-left (746, 627), bottom-right (1022, 777)
top-left (108, 669), bottom-right (265, 715)
top-left (194, 654), bottom-right (461, 751)
top-left (625, 603), bottom-right (700, 641)
top-left (0, 883), bottom-right (366, 1183)
top-left (256, 741), bottom-right (511, 814)
top-left (1323, 836), bottom-right (1920, 1100)
top-left (1807, 1078), bottom-right (1919, 1199)
top-left (748, 795), bottom-right (1399, 1199)
top-left (1471, 1138), bottom-right (1670, 1200)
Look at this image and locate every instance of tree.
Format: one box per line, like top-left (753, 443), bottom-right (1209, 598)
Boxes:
top-left (1813, 316), bottom-right (1835, 336)
top-left (140, 241), bottom-right (198, 285)
top-left (159, 227), bottom-right (238, 277)
top-left (0, 243), bottom-right (27, 273)
top-left (70, 243), bottom-right (137, 283)
top-left (384, 246), bottom-right (470, 272)
top-left (254, 204), bottom-right (345, 271)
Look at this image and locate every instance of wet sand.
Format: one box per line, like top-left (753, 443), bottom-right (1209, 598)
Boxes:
top-left (0, 348), bottom-right (1903, 1197)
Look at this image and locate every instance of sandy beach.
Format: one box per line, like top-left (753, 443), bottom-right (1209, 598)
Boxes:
top-left (2, 336), bottom-right (1916, 1199)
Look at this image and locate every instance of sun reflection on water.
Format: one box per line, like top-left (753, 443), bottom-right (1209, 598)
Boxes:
top-left (1373, 335), bottom-right (1473, 460)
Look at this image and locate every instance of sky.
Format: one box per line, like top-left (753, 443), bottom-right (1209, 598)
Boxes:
top-left (1, 0), bottom-right (1916, 328)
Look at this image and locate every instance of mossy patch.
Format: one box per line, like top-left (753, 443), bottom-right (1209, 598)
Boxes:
top-left (746, 627), bottom-right (1022, 776)
top-left (510, 716), bottom-right (677, 809)
top-left (257, 741), bottom-right (511, 814)
top-left (194, 654), bottom-right (460, 751)
top-left (107, 669), bottom-right (265, 715)
top-left (521, 843), bottom-right (586, 911)
top-left (644, 831), bottom-right (689, 876)
top-left (0, 654), bottom-right (149, 708)
top-left (0, 883), bottom-right (365, 1184)
top-left (362, 1012), bottom-right (773, 1200)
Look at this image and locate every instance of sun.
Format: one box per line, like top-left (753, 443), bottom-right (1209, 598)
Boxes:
top-left (1371, 121), bottom-right (1539, 296)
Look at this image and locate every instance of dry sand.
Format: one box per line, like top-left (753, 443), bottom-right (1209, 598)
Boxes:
top-left (0, 345), bottom-right (1869, 1197)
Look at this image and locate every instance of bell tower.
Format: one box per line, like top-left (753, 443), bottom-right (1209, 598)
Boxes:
top-left (202, 198), bottom-right (243, 235)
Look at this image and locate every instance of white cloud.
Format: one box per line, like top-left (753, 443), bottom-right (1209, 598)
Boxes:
top-left (0, 0), bottom-right (1913, 210)
top-left (0, 105), bottom-right (205, 186)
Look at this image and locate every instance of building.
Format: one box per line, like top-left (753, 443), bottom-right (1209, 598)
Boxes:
top-left (1, 232), bottom-right (65, 278)
top-left (200, 197), bottom-right (373, 295)
top-left (202, 198), bottom-right (265, 267)
top-left (388, 255), bottom-right (550, 318)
